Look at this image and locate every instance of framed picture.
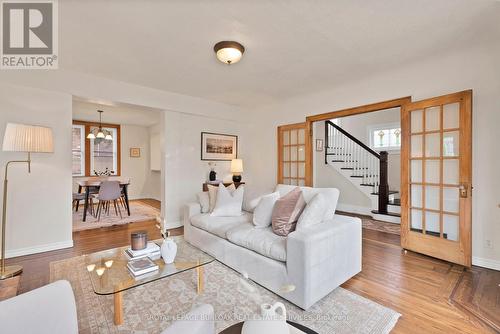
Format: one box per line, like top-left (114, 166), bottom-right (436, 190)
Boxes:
top-left (201, 132), bottom-right (238, 161)
top-left (316, 139), bottom-right (324, 152)
top-left (130, 147), bottom-right (141, 158)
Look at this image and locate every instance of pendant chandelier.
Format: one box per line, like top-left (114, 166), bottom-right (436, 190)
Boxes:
top-left (87, 110), bottom-right (112, 140)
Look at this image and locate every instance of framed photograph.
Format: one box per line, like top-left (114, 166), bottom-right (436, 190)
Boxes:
top-left (201, 132), bottom-right (238, 161)
top-left (130, 147), bottom-right (141, 158)
top-left (316, 139), bottom-right (324, 152)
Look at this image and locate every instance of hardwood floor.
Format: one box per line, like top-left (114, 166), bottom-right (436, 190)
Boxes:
top-left (5, 201), bottom-right (500, 333)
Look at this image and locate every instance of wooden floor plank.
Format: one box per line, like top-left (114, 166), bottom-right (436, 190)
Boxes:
top-left (4, 201), bottom-right (500, 333)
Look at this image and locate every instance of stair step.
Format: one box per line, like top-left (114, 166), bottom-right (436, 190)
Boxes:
top-left (371, 210), bottom-right (401, 218)
top-left (331, 160), bottom-right (345, 162)
top-left (360, 183), bottom-right (375, 187)
top-left (389, 198), bottom-right (401, 206)
top-left (350, 175), bottom-right (364, 178)
top-left (371, 190), bottom-right (399, 195)
top-left (326, 153), bottom-right (352, 156)
top-left (340, 167), bottom-right (354, 170)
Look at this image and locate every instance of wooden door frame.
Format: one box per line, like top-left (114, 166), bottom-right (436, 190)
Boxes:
top-left (304, 96), bottom-right (412, 186)
top-left (400, 90), bottom-right (472, 267)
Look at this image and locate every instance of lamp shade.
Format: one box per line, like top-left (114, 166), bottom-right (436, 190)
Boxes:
top-left (230, 159), bottom-right (243, 173)
top-left (2, 123), bottom-right (54, 153)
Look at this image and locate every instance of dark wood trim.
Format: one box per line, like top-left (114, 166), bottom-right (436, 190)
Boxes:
top-left (202, 182), bottom-right (245, 192)
top-left (378, 151), bottom-right (389, 214)
top-left (326, 120), bottom-right (380, 158)
top-left (72, 120), bottom-right (121, 177)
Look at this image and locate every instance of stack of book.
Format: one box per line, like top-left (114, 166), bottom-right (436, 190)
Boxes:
top-left (125, 242), bottom-right (160, 260)
top-left (127, 257), bottom-right (159, 277)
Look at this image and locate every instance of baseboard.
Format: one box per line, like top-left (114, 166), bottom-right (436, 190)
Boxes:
top-left (336, 203), bottom-right (372, 216)
top-left (472, 256), bottom-right (500, 271)
top-left (5, 240), bottom-right (74, 259)
top-left (166, 221), bottom-right (183, 229)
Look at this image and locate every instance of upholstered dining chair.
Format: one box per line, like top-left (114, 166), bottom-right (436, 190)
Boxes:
top-left (93, 181), bottom-right (123, 221)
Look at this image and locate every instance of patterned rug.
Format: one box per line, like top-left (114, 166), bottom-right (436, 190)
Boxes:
top-left (50, 257), bottom-right (400, 334)
top-left (72, 201), bottom-right (160, 232)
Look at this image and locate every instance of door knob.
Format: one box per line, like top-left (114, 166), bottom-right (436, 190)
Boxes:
top-left (459, 184), bottom-right (468, 198)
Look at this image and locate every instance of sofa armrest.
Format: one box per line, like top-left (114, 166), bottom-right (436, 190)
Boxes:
top-left (183, 202), bottom-right (201, 226)
top-left (287, 215), bottom-right (362, 309)
top-left (0, 280), bottom-right (78, 334)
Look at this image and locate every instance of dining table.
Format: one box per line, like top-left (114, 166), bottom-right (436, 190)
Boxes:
top-left (75, 178), bottom-right (131, 222)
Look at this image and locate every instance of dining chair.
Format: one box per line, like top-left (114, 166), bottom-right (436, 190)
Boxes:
top-left (73, 192), bottom-right (95, 216)
top-left (93, 181), bottom-right (123, 221)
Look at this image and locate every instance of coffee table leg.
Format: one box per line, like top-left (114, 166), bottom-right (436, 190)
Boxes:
top-left (114, 291), bottom-right (124, 325)
top-left (197, 264), bottom-right (204, 294)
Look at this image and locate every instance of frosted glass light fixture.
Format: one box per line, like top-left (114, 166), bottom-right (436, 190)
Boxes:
top-left (87, 110), bottom-right (112, 141)
top-left (214, 41), bottom-right (245, 65)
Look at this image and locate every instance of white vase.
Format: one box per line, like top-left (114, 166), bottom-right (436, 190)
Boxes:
top-left (242, 302), bottom-right (288, 334)
top-left (160, 238), bottom-right (177, 264)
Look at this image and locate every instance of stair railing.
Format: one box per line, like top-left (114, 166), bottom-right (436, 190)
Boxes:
top-left (324, 120), bottom-right (389, 214)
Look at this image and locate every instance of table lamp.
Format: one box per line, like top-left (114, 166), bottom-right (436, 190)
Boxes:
top-left (230, 159), bottom-right (243, 183)
top-left (1, 123), bottom-right (53, 279)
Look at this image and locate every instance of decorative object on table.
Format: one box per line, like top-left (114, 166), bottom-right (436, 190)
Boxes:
top-left (93, 167), bottom-right (115, 176)
top-left (201, 132), bottom-right (237, 161)
top-left (1, 123), bottom-right (53, 279)
top-left (127, 257), bottom-right (159, 277)
top-left (315, 139), bottom-right (324, 152)
top-left (208, 162), bottom-right (217, 181)
top-left (125, 241), bottom-right (160, 259)
top-left (130, 147), bottom-right (141, 158)
top-left (241, 302), bottom-right (288, 334)
top-left (86, 110), bottom-right (113, 140)
top-left (160, 231), bottom-right (178, 264)
top-left (131, 231), bottom-right (148, 250)
top-left (230, 158), bottom-right (244, 182)
top-left (214, 40), bottom-right (245, 65)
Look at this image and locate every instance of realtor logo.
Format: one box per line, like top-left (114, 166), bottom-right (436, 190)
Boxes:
top-left (1, 0), bottom-right (58, 69)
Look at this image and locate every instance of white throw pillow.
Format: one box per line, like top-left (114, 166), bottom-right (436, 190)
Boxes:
top-left (296, 193), bottom-right (327, 231)
top-left (253, 192), bottom-right (280, 228)
top-left (197, 192), bottom-right (210, 213)
top-left (207, 183), bottom-right (236, 212)
top-left (211, 184), bottom-right (245, 217)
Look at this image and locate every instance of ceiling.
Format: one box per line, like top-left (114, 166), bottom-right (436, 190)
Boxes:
top-left (72, 99), bottom-right (162, 127)
top-left (61, 0), bottom-right (500, 107)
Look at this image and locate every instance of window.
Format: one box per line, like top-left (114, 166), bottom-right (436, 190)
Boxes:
top-left (90, 127), bottom-right (118, 175)
top-left (72, 121), bottom-right (121, 176)
top-left (368, 123), bottom-right (401, 151)
top-left (72, 125), bottom-right (85, 176)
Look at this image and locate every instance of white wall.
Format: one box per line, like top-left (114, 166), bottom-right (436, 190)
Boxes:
top-left (0, 82), bottom-right (73, 258)
top-left (163, 111), bottom-right (248, 228)
top-left (121, 124), bottom-right (161, 200)
top-left (247, 42), bottom-right (500, 270)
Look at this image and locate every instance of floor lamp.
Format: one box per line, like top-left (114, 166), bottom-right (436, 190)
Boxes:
top-left (1, 123), bottom-right (54, 280)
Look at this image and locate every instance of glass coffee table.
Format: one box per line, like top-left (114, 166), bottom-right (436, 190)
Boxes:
top-left (84, 236), bottom-right (214, 325)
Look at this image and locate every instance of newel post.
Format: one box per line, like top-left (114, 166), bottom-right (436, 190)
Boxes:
top-left (378, 151), bottom-right (389, 214)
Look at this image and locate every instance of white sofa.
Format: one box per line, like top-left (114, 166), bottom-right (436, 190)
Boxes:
top-left (184, 184), bottom-right (362, 310)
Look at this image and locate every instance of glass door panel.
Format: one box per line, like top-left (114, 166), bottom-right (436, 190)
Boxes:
top-left (402, 90), bottom-right (472, 267)
top-left (278, 123), bottom-right (309, 186)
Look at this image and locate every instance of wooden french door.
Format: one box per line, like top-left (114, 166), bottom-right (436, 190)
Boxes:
top-left (401, 90), bottom-right (472, 266)
top-left (277, 122), bottom-right (312, 186)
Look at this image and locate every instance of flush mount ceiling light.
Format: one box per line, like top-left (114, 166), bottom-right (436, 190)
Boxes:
top-left (214, 41), bottom-right (245, 65)
top-left (87, 110), bottom-right (113, 141)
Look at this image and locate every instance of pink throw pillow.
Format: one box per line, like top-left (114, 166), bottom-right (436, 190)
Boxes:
top-left (271, 187), bottom-right (306, 236)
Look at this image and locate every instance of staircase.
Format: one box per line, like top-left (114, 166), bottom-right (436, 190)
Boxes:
top-left (325, 121), bottom-right (400, 223)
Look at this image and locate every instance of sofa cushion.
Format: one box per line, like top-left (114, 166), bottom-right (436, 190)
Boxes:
top-left (275, 184), bottom-right (339, 221)
top-left (211, 184), bottom-right (244, 217)
top-left (190, 212), bottom-right (252, 239)
top-left (296, 193), bottom-right (327, 231)
top-left (271, 187), bottom-right (306, 236)
top-left (227, 224), bottom-right (287, 262)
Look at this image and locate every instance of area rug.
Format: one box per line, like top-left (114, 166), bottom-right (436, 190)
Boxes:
top-left (50, 256), bottom-right (401, 334)
top-left (73, 201), bottom-right (160, 232)
top-left (337, 211), bottom-right (401, 235)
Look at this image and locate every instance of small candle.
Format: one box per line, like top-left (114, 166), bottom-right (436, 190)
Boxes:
top-left (86, 264), bottom-right (96, 272)
top-left (96, 267), bottom-right (105, 276)
top-left (105, 260), bottom-right (113, 268)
